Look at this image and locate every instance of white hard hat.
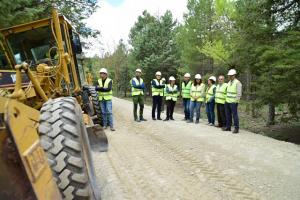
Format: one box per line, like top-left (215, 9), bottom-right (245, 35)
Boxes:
top-left (155, 71), bottom-right (162, 76)
top-left (161, 77), bottom-right (166, 81)
top-left (227, 69), bottom-right (237, 76)
top-left (209, 76), bottom-right (216, 82)
top-left (169, 76), bottom-right (176, 81)
top-left (195, 74), bottom-right (201, 79)
top-left (99, 68), bottom-right (108, 74)
top-left (135, 68), bottom-right (142, 73)
top-left (184, 73), bottom-right (191, 78)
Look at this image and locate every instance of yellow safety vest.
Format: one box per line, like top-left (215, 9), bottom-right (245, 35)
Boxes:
top-left (190, 83), bottom-right (205, 102)
top-left (181, 81), bottom-right (192, 99)
top-left (165, 84), bottom-right (178, 101)
top-left (206, 84), bottom-right (216, 103)
top-left (98, 78), bottom-right (113, 101)
top-left (215, 83), bottom-right (228, 104)
top-left (130, 77), bottom-right (144, 96)
top-left (151, 79), bottom-right (164, 96)
top-left (226, 79), bottom-right (240, 103)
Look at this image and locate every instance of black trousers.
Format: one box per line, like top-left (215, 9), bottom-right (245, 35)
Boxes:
top-left (225, 103), bottom-right (239, 129)
top-left (166, 100), bottom-right (176, 119)
top-left (217, 103), bottom-right (226, 127)
top-left (152, 96), bottom-right (163, 118)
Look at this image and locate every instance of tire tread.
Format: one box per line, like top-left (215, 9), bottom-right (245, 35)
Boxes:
top-left (39, 97), bottom-right (92, 200)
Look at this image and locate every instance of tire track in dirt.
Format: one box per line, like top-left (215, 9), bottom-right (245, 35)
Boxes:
top-left (94, 98), bottom-right (300, 200)
top-left (137, 121), bottom-right (265, 200)
top-left (135, 134), bottom-right (223, 200)
top-left (92, 153), bottom-right (128, 200)
top-left (110, 139), bottom-right (160, 199)
top-left (114, 105), bottom-right (223, 200)
top-left (117, 132), bottom-right (219, 200)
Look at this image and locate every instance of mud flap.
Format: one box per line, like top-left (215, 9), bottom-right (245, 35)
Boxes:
top-left (86, 125), bottom-right (108, 152)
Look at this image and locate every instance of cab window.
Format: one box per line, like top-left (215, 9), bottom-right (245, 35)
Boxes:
top-left (0, 48), bottom-right (10, 70)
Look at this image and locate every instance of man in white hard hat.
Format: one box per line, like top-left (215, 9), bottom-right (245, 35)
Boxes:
top-left (205, 76), bottom-right (217, 126)
top-left (223, 69), bottom-right (242, 133)
top-left (96, 68), bottom-right (115, 131)
top-left (151, 71), bottom-right (165, 120)
top-left (181, 73), bottom-right (193, 121)
top-left (130, 68), bottom-right (147, 122)
top-left (164, 76), bottom-right (178, 121)
top-left (215, 75), bottom-right (228, 128)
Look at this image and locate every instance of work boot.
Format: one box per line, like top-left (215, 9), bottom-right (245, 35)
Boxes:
top-left (187, 120), bottom-right (193, 123)
top-left (140, 117), bottom-right (147, 121)
top-left (222, 127), bottom-right (231, 131)
top-left (152, 117), bottom-right (156, 120)
top-left (110, 127), bottom-right (116, 131)
top-left (157, 117), bottom-right (162, 120)
top-left (163, 118), bottom-right (169, 121)
top-left (195, 119), bottom-right (199, 124)
top-left (135, 118), bottom-right (141, 122)
top-left (232, 128), bottom-right (239, 134)
top-left (170, 117), bottom-right (174, 120)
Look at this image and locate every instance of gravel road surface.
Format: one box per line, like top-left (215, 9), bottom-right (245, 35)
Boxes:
top-left (93, 98), bottom-right (300, 200)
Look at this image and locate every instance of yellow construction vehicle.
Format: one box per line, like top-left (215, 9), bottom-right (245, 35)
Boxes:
top-left (0, 8), bottom-right (106, 200)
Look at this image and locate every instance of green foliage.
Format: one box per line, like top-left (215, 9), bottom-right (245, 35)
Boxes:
top-left (0, 0), bottom-right (43, 28)
top-left (0, 0), bottom-right (99, 38)
top-left (231, 0), bottom-right (300, 121)
top-left (175, 0), bottom-right (300, 123)
top-left (255, 31), bottom-right (300, 111)
top-left (85, 40), bottom-right (134, 97)
top-left (176, 0), bottom-right (236, 74)
top-left (198, 40), bottom-right (232, 66)
top-left (129, 10), bottom-right (180, 90)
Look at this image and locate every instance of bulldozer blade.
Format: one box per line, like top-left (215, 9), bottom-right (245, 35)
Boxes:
top-left (86, 125), bottom-right (108, 152)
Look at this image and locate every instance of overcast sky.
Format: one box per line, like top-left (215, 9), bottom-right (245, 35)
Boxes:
top-left (84, 0), bottom-right (188, 57)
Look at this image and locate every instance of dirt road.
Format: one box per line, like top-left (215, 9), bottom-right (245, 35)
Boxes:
top-left (92, 98), bottom-right (300, 200)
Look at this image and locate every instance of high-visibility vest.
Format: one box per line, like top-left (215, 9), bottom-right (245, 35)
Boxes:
top-left (130, 77), bottom-right (144, 96)
top-left (215, 83), bottom-right (228, 104)
top-left (98, 78), bottom-right (113, 101)
top-left (206, 84), bottom-right (216, 103)
top-left (226, 79), bottom-right (240, 103)
top-left (151, 79), bottom-right (164, 96)
top-left (190, 83), bottom-right (205, 102)
top-left (165, 84), bottom-right (178, 101)
top-left (181, 81), bottom-right (192, 99)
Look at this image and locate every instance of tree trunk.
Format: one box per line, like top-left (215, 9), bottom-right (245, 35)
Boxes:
top-left (267, 103), bottom-right (275, 126)
top-left (245, 69), bottom-right (251, 114)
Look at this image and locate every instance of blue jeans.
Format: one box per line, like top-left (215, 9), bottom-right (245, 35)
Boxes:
top-left (225, 103), bottom-right (239, 129)
top-left (189, 101), bottom-right (202, 121)
top-left (183, 98), bottom-right (190, 120)
top-left (100, 100), bottom-right (114, 128)
top-left (206, 101), bottom-right (215, 124)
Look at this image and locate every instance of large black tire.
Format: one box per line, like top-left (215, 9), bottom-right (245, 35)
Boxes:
top-left (39, 97), bottom-right (100, 200)
top-left (87, 86), bottom-right (102, 126)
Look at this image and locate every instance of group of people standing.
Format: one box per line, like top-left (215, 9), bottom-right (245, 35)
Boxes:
top-left (95, 67), bottom-right (242, 134)
top-left (183, 69), bottom-right (242, 133)
top-left (130, 68), bottom-right (242, 134)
